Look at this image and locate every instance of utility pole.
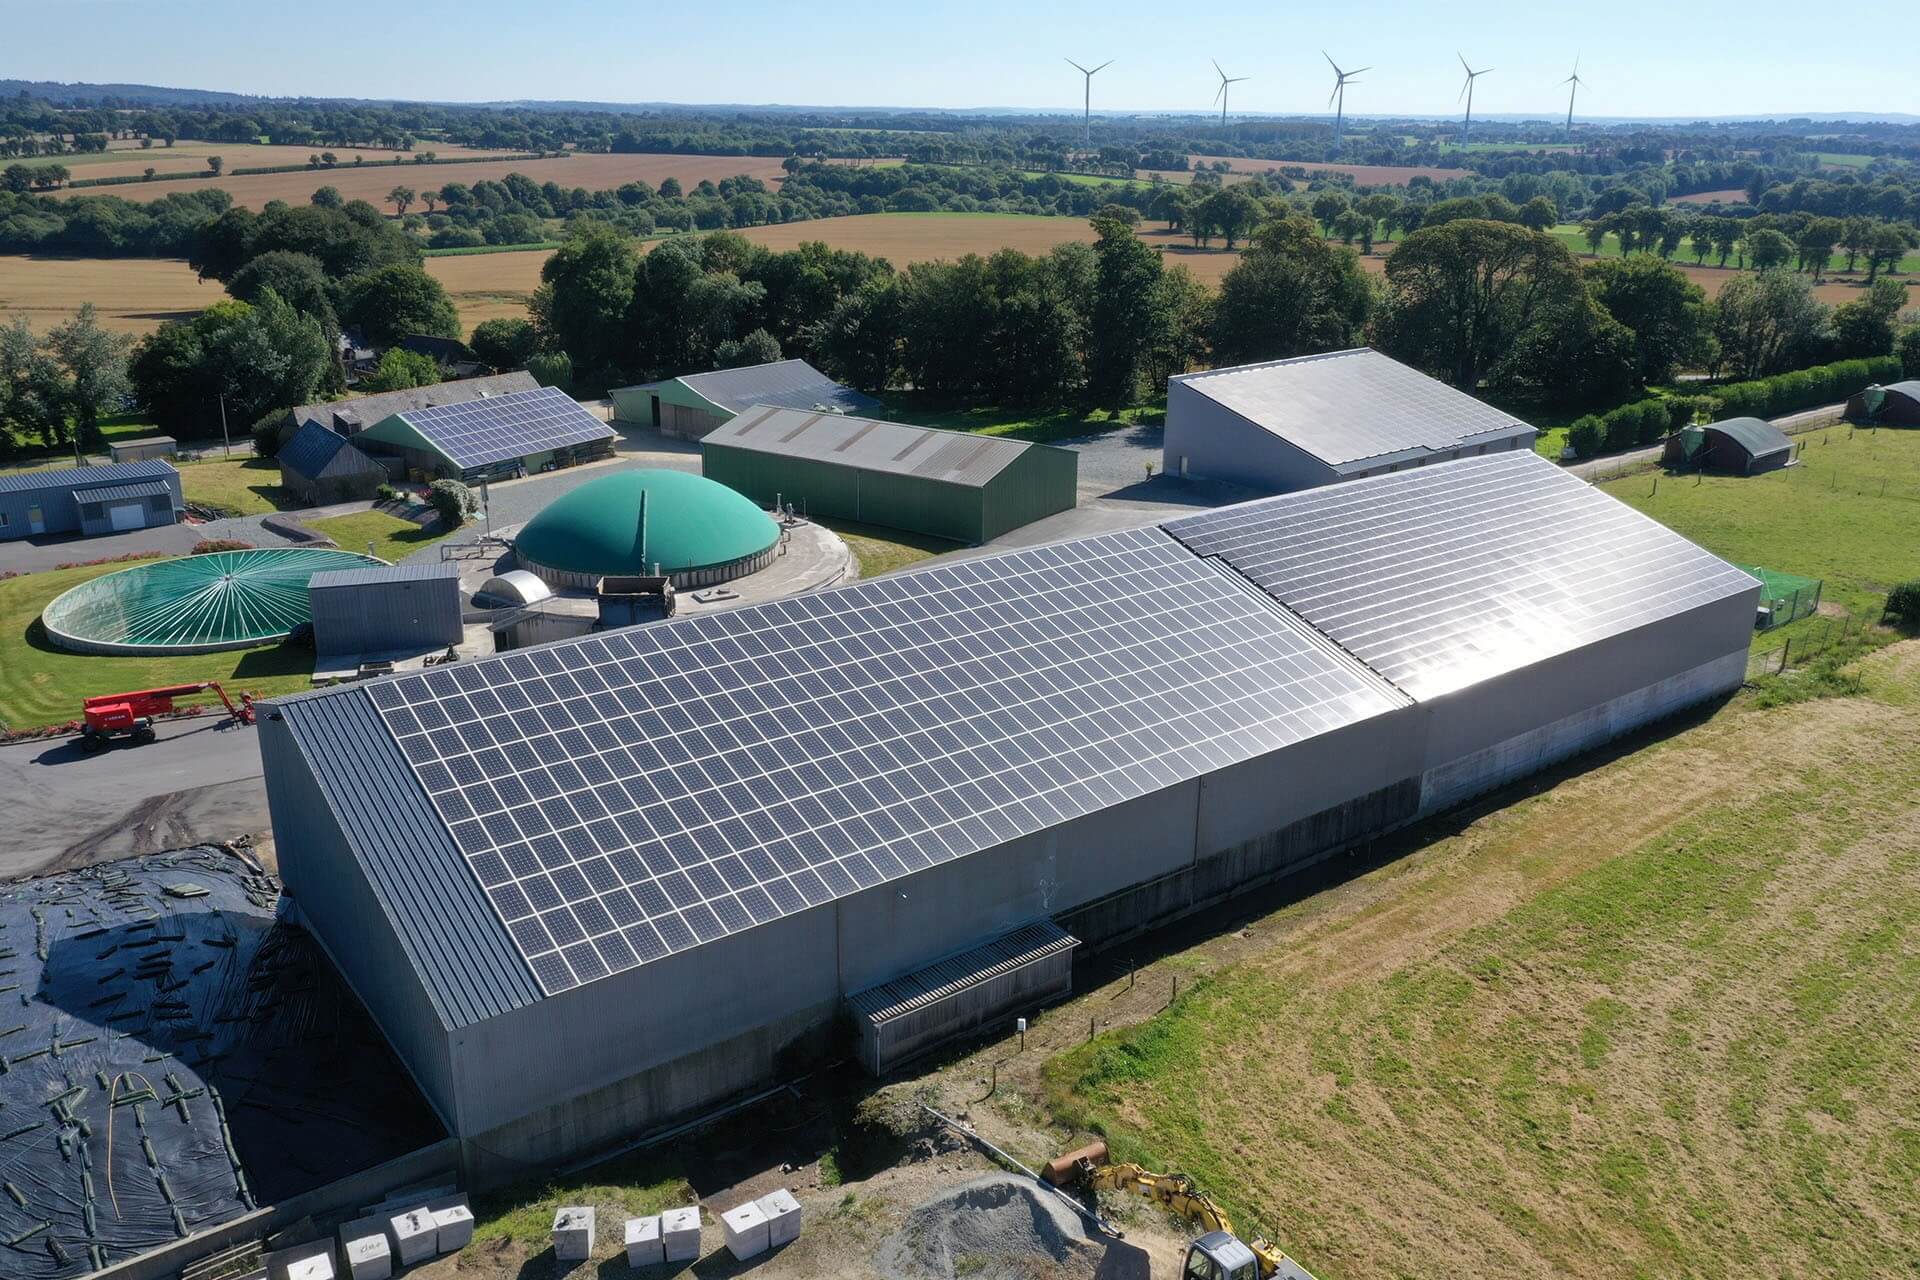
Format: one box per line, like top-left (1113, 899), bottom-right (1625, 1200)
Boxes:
top-left (218, 396), bottom-right (232, 456)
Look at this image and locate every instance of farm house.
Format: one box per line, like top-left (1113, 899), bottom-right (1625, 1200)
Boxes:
top-left (1844, 380), bottom-right (1920, 426)
top-left (352, 385), bottom-right (617, 483)
top-left (1162, 347), bottom-right (1537, 492)
top-left (256, 450), bottom-right (1757, 1183)
top-left (1662, 418), bottom-right (1795, 475)
top-left (611, 360), bottom-right (880, 440)
top-left (0, 459), bottom-right (183, 541)
top-left (702, 407), bottom-right (1078, 544)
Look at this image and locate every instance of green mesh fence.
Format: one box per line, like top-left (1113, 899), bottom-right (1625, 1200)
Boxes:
top-left (1735, 563), bottom-right (1823, 631)
top-left (42, 548), bottom-right (385, 655)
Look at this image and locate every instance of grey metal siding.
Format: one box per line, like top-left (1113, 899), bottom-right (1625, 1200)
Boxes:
top-left (0, 464), bottom-right (181, 540)
top-left (271, 691), bottom-right (542, 1029)
top-left (1163, 379), bottom-right (1342, 493)
top-left (309, 573), bottom-right (464, 656)
top-left (259, 713), bottom-right (458, 1128)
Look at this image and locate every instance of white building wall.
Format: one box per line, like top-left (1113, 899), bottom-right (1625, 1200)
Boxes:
top-left (1162, 380), bottom-right (1342, 493)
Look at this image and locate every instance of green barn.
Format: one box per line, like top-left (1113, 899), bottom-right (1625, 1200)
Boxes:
top-left (702, 406), bottom-right (1078, 545)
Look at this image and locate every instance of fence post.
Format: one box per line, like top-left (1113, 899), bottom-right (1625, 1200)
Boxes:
top-left (1779, 640), bottom-right (1790, 674)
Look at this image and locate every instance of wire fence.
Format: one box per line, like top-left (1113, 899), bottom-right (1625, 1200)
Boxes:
top-left (1736, 564), bottom-right (1823, 631)
top-left (1744, 603), bottom-right (1889, 682)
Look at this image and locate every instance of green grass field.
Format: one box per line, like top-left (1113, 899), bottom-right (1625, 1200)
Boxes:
top-left (1815, 152), bottom-right (1873, 169)
top-left (1600, 425), bottom-right (1920, 629)
top-left (306, 510), bottom-right (454, 564)
top-left (816, 517), bottom-right (958, 578)
top-left (879, 392), bottom-right (1165, 445)
top-left (0, 559), bottom-right (315, 731)
top-left (176, 456), bottom-right (293, 515)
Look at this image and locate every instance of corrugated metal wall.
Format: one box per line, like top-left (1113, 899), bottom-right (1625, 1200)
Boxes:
top-left (980, 444), bottom-right (1078, 542)
top-left (704, 443), bottom-right (988, 543)
top-left (309, 577), bottom-right (464, 657)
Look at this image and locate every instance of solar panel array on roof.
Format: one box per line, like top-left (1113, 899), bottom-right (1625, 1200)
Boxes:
top-left (709, 407), bottom-right (1033, 487)
top-left (398, 386), bottom-right (615, 470)
top-left (1164, 451), bottom-right (1759, 700)
top-left (363, 525), bottom-right (1405, 995)
top-left (1172, 347), bottom-right (1532, 471)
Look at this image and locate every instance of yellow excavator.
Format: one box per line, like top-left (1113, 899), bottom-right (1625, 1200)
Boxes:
top-left (1044, 1141), bottom-right (1318, 1280)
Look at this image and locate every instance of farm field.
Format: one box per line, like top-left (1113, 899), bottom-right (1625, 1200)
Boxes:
top-left (0, 254), bottom-right (222, 334)
top-left (48, 152), bottom-right (803, 211)
top-left (1041, 640), bottom-right (1920, 1280)
top-left (1671, 188), bottom-right (1749, 205)
top-left (43, 141), bottom-right (510, 180)
top-left (0, 559), bottom-right (314, 731)
top-left (1187, 152), bottom-right (1473, 185)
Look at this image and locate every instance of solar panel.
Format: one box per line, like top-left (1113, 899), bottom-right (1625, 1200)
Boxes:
top-left (400, 386), bottom-right (614, 470)
top-left (1164, 451), bottom-right (1760, 700)
top-left (364, 526), bottom-right (1405, 995)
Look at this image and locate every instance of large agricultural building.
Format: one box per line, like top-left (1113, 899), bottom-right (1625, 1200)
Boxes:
top-left (612, 359), bottom-right (880, 440)
top-left (285, 371), bottom-right (538, 438)
top-left (258, 450), bottom-right (1758, 1182)
top-left (0, 459), bottom-right (183, 541)
top-left (702, 406), bottom-right (1078, 544)
top-left (1162, 347), bottom-right (1537, 492)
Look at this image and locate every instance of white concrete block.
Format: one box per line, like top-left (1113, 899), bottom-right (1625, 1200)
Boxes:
top-left (267, 1245), bottom-right (336, 1280)
top-left (659, 1206), bottom-right (701, 1263)
top-left (720, 1200), bottom-right (769, 1262)
top-left (755, 1188), bottom-right (802, 1248)
top-left (336, 1219), bottom-right (392, 1280)
top-left (552, 1205), bottom-right (595, 1262)
top-left (387, 1207), bottom-right (439, 1267)
top-left (623, 1216), bottom-right (664, 1268)
top-left (430, 1195), bottom-right (474, 1253)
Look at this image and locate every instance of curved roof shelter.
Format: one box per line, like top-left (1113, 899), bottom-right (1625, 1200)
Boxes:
top-left (514, 469), bottom-right (780, 589)
top-left (1663, 417), bottom-right (1793, 475)
top-left (1844, 380), bottom-right (1920, 426)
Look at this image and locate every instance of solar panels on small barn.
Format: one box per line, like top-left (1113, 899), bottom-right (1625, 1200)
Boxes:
top-left (399, 387), bottom-right (615, 471)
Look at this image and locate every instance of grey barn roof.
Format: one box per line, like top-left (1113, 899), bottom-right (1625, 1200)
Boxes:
top-left (705, 406), bottom-right (1041, 487)
top-left (642, 359), bottom-right (880, 416)
top-left (279, 420), bottom-right (366, 480)
top-left (1171, 347), bottom-right (1534, 472)
top-left (290, 371), bottom-right (539, 433)
top-left (0, 458), bottom-right (177, 496)
top-left (308, 561), bottom-right (463, 590)
top-left (1705, 417), bottom-right (1792, 459)
top-left (1164, 450), bottom-right (1759, 701)
top-left (74, 479), bottom-right (175, 504)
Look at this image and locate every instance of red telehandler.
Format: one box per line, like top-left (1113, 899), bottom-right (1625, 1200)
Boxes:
top-left (76, 682), bottom-right (255, 751)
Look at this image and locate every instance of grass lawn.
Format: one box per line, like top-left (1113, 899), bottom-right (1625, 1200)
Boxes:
top-left (0, 559), bottom-right (314, 731)
top-left (1044, 644), bottom-right (1920, 1279)
top-left (877, 392), bottom-right (1165, 445)
top-left (817, 517), bottom-right (960, 578)
top-left (306, 510), bottom-right (455, 564)
top-left (1599, 424), bottom-right (1920, 644)
top-left (176, 456), bottom-right (294, 515)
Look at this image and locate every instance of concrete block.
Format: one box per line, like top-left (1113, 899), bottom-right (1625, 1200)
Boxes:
top-left (659, 1206), bottom-right (701, 1263)
top-left (720, 1200), bottom-right (769, 1262)
top-left (430, 1195), bottom-right (474, 1253)
top-left (623, 1216), bottom-right (663, 1268)
top-left (336, 1218), bottom-right (392, 1280)
top-left (267, 1244), bottom-right (336, 1280)
top-left (755, 1188), bottom-right (801, 1248)
top-left (552, 1205), bottom-right (595, 1262)
top-left (387, 1207), bottom-right (439, 1266)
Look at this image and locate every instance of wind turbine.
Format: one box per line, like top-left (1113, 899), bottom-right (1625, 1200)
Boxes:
top-left (1562, 57), bottom-right (1586, 139)
top-left (1065, 57), bottom-right (1112, 150)
top-left (1212, 59), bottom-right (1250, 127)
top-left (1458, 53), bottom-right (1492, 145)
top-left (1324, 53), bottom-right (1367, 147)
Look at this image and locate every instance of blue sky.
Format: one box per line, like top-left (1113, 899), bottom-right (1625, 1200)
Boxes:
top-left (3, 0), bottom-right (1912, 120)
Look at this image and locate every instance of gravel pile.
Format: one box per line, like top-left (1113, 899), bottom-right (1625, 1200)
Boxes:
top-left (875, 1174), bottom-right (1147, 1280)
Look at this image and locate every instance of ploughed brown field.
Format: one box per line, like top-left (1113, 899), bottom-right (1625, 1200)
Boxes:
top-left (1672, 188), bottom-right (1750, 205)
top-left (1, 213), bottom-right (1908, 341)
top-left (43, 141), bottom-right (514, 182)
top-left (1187, 152), bottom-right (1473, 186)
top-left (47, 153), bottom-right (804, 212)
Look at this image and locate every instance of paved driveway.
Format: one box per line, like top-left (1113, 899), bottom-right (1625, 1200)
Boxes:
top-left (0, 522), bottom-right (206, 574)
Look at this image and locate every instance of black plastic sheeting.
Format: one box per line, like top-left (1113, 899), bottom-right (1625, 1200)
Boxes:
top-left (0, 848), bottom-right (444, 1280)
